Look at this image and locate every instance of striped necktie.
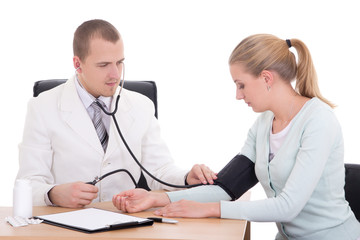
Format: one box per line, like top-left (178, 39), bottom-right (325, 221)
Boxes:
top-left (91, 101), bottom-right (108, 151)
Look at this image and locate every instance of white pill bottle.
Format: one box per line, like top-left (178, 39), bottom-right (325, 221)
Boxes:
top-left (13, 179), bottom-right (33, 218)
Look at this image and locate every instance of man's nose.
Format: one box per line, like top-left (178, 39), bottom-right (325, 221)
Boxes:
top-left (109, 64), bottom-right (121, 79)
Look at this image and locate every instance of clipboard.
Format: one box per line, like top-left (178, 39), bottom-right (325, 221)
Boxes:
top-left (35, 208), bottom-right (153, 233)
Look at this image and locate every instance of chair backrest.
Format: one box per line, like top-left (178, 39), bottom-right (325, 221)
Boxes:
top-left (33, 79), bottom-right (158, 118)
top-left (344, 163), bottom-right (360, 221)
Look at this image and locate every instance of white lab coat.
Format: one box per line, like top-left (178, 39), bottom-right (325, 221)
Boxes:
top-left (17, 76), bottom-right (187, 205)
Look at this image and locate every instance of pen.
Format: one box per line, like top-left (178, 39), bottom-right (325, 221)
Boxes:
top-left (107, 221), bottom-right (139, 229)
top-left (147, 217), bottom-right (178, 224)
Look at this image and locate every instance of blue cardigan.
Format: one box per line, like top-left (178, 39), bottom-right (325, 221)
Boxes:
top-left (168, 98), bottom-right (360, 240)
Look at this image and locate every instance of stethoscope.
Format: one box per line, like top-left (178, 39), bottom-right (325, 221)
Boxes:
top-left (77, 63), bottom-right (203, 189)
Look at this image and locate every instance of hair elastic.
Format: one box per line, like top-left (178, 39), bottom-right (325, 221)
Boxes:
top-left (286, 39), bottom-right (292, 48)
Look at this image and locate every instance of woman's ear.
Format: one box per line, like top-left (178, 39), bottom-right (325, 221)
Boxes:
top-left (260, 70), bottom-right (274, 92)
top-left (261, 70), bottom-right (273, 84)
top-left (261, 70), bottom-right (274, 90)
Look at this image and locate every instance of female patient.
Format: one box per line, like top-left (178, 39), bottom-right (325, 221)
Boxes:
top-left (112, 34), bottom-right (360, 240)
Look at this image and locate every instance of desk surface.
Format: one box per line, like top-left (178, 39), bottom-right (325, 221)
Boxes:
top-left (0, 192), bottom-right (250, 240)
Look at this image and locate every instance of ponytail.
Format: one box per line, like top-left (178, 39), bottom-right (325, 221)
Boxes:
top-left (290, 39), bottom-right (335, 108)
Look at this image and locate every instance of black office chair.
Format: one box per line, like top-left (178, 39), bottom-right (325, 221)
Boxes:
top-left (33, 79), bottom-right (158, 118)
top-left (33, 79), bottom-right (158, 190)
top-left (344, 163), bottom-right (360, 221)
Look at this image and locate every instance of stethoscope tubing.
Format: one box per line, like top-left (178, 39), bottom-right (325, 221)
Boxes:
top-left (92, 94), bottom-right (202, 188)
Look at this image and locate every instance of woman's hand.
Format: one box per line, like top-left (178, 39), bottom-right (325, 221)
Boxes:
top-left (154, 199), bottom-right (221, 218)
top-left (112, 188), bottom-right (170, 213)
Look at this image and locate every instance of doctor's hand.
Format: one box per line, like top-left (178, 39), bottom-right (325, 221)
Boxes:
top-left (48, 182), bottom-right (98, 208)
top-left (112, 189), bottom-right (170, 213)
top-left (186, 164), bottom-right (218, 185)
top-left (154, 200), bottom-right (221, 218)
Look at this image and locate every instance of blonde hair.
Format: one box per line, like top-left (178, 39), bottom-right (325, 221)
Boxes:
top-left (229, 34), bottom-right (335, 108)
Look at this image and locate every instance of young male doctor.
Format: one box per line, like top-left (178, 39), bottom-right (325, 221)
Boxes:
top-left (16, 19), bottom-right (216, 208)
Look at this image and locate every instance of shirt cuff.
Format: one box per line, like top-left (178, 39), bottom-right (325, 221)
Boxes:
top-left (44, 187), bottom-right (56, 206)
top-left (184, 172), bottom-right (189, 185)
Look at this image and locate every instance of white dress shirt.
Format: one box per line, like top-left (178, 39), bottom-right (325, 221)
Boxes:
top-left (74, 75), bottom-right (112, 132)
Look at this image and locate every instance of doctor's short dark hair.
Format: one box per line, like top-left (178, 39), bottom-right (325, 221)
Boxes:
top-left (73, 19), bottom-right (121, 61)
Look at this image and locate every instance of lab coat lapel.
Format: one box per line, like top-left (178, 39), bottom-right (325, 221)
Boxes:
top-left (59, 78), bottom-right (104, 156)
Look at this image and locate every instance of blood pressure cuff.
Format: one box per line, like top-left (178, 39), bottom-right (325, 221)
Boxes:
top-left (214, 154), bottom-right (258, 201)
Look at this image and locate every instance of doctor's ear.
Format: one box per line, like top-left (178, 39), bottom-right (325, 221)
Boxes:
top-left (73, 57), bottom-right (82, 73)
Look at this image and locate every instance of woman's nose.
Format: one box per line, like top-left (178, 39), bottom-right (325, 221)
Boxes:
top-left (236, 89), bottom-right (244, 100)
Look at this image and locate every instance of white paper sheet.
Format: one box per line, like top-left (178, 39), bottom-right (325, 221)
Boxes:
top-left (36, 208), bottom-right (149, 231)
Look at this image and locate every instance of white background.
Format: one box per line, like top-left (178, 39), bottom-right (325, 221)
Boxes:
top-left (0, 0), bottom-right (359, 238)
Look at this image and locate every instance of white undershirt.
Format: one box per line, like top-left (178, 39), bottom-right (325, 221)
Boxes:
top-left (269, 119), bottom-right (293, 162)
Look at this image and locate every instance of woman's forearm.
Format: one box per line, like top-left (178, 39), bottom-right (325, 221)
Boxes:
top-left (166, 185), bottom-right (232, 203)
